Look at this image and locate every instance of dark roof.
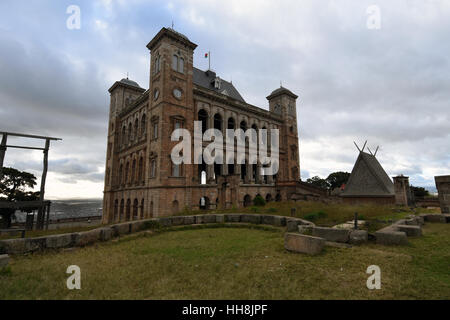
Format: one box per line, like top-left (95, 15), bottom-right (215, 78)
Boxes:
top-left (108, 78), bottom-right (146, 93)
top-left (193, 67), bottom-right (245, 103)
top-left (266, 86), bottom-right (298, 100)
top-left (341, 152), bottom-right (394, 197)
top-left (120, 78), bottom-right (141, 88)
top-left (147, 27), bottom-right (197, 51)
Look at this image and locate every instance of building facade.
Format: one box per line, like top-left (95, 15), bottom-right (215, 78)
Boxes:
top-left (102, 27), bottom-right (310, 223)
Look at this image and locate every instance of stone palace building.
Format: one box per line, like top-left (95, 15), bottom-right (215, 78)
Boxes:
top-left (102, 27), bottom-right (323, 223)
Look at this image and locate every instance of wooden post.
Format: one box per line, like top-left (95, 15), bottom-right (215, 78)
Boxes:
top-left (45, 202), bottom-right (50, 230)
top-left (37, 139), bottom-right (50, 230)
top-left (0, 133), bottom-right (7, 173)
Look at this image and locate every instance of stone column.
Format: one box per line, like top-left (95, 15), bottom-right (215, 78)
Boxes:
top-left (256, 162), bottom-right (262, 184)
top-left (435, 175), bottom-right (450, 213)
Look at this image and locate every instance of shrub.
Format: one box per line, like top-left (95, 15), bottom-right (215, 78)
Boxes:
top-left (253, 195), bottom-right (266, 207)
top-left (303, 211), bottom-right (327, 221)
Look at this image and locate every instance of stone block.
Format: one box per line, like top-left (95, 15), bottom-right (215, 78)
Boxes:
top-left (240, 214), bottom-right (261, 224)
top-left (111, 223), bottom-right (131, 236)
top-left (286, 219), bottom-right (301, 232)
top-left (99, 228), bottom-right (113, 241)
top-left (203, 215), bottom-right (217, 224)
top-left (194, 215), bottom-right (204, 224)
top-left (424, 214), bottom-right (446, 223)
top-left (0, 238), bottom-right (26, 254)
top-left (261, 215), bottom-right (275, 226)
top-left (0, 254), bottom-right (9, 268)
top-left (396, 225), bottom-right (422, 237)
top-left (284, 233), bottom-right (325, 255)
top-left (349, 230), bottom-right (368, 245)
top-left (46, 233), bottom-right (73, 249)
top-left (224, 214), bottom-right (241, 223)
top-left (171, 216), bottom-right (185, 226)
top-left (443, 214), bottom-right (450, 223)
top-left (75, 229), bottom-right (102, 247)
top-left (159, 217), bottom-right (172, 227)
top-left (215, 215), bottom-right (225, 223)
top-left (25, 237), bottom-right (47, 252)
top-left (375, 230), bottom-right (408, 245)
top-left (273, 215), bottom-right (286, 227)
top-left (130, 220), bottom-right (146, 232)
top-left (183, 216), bottom-right (196, 225)
top-left (298, 225), bottom-right (313, 234)
top-left (312, 227), bottom-right (350, 243)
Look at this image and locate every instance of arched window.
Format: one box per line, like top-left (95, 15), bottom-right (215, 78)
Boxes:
top-left (172, 200), bottom-right (179, 214)
top-left (227, 117), bottom-right (235, 129)
top-left (126, 199), bottom-right (131, 221)
top-left (133, 199), bottom-right (139, 220)
top-left (119, 164), bottom-right (123, 185)
top-left (105, 168), bottom-right (110, 186)
top-left (172, 55), bottom-right (178, 70)
top-left (265, 194), bottom-right (272, 202)
top-left (243, 195), bottom-right (252, 207)
top-left (141, 114), bottom-right (146, 137)
top-left (140, 199), bottom-right (145, 219)
top-left (240, 120), bottom-right (247, 131)
top-left (214, 113), bottom-right (222, 131)
top-left (131, 159), bottom-right (136, 184)
top-left (138, 157), bottom-right (143, 183)
top-left (154, 55), bottom-right (161, 74)
top-left (114, 200), bottom-right (118, 221)
top-left (198, 109), bottom-right (208, 134)
top-left (122, 126), bottom-right (127, 145)
top-left (199, 197), bottom-right (210, 210)
top-left (125, 162), bottom-right (130, 184)
top-left (134, 119), bottom-right (139, 140)
top-left (120, 199), bottom-right (124, 221)
top-left (128, 123), bottom-right (132, 142)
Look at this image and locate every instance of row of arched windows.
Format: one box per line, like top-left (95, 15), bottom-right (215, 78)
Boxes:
top-left (118, 155), bottom-right (145, 187)
top-left (121, 113), bottom-right (147, 147)
top-left (114, 198), bottom-right (145, 222)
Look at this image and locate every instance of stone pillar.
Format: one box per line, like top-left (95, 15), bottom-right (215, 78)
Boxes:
top-left (435, 175), bottom-right (450, 213)
top-left (207, 164), bottom-right (215, 184)
top-left (256, 163), bottom-right (262, 184)
top-left (393, 175), bottom-right (412, 206)
top-left (246, 163), bottom-right (253, 184)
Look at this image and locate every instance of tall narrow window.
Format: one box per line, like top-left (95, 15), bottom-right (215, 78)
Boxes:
top-left (172, 55), bottom-right (178, 70)
top-left (151, 160), bottom-right (156, 178)
top-left (172, 163), bottom-right (181, 177)
top-left (153, 122), bottom-right (158, 140)
top-left (141, 114), bottom-right (146, 137)
top-left (178, 57), bottom-right (184, 73)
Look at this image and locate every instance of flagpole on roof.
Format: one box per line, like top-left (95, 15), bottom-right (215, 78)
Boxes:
top-left (209, 51), bottom-right (210, 70)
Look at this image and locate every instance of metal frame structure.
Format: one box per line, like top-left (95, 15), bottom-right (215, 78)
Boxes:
top-left (0, 132), bottom-right (61, 230)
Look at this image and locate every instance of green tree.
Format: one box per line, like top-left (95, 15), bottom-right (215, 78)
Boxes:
top-left (306, 176), bottom-right (328, 190)
top-left (410, 186), bottom-right (430, 198)
top-left (0, 167), bottom-right (39, 228)
top-left (326, 171), bottom-right (350, 190)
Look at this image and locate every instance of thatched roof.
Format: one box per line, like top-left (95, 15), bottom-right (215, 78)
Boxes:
top-left (341, 152), bottom-right (394, 197)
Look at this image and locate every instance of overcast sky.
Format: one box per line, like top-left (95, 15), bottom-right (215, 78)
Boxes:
top-left (0, 0), bottom-right (449, 199)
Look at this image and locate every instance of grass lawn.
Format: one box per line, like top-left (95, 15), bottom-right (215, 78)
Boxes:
top-left (1, 223), bottom-right (449, 300)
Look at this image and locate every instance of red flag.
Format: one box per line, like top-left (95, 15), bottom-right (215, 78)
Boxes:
top-left (205, 53), bottom-right (208, 58)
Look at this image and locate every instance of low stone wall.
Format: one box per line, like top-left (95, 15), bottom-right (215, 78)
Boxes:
top-left (0, 214), bottom-right (314, 255)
